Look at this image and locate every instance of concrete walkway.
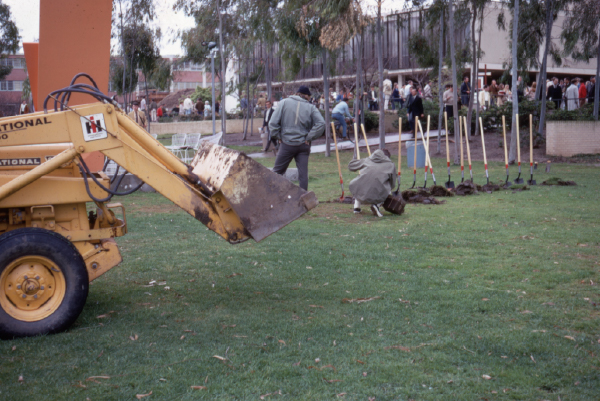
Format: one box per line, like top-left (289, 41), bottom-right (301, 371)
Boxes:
top-left (248, 130), bottom-right (446, 158)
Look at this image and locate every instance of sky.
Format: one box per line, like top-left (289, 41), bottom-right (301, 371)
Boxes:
top-left (4, 0), bottom-right (400, 57)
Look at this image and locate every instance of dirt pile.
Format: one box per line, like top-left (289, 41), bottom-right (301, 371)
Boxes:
top-left (542, 177), bottom-right (577, 186)
top-left (454, 181), bottom-right (478, 196)
top-left (402, 190), bottom-right (444, 204)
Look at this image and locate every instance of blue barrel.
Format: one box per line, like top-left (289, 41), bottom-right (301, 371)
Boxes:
top-left (406, 140), bottom-right (426, 168)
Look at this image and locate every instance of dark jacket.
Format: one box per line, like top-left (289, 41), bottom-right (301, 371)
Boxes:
top-left (263, 108), bottom-right (274, 128)
top-left (195, 101), bottom-right (204, 114)
top-left (547, 84), bottom-right (562, 102)
top-left (406, 95), bottom-right (424, 120)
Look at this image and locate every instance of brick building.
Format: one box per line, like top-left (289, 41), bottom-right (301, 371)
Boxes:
top-left (0, 54), bottom-right (27, 116)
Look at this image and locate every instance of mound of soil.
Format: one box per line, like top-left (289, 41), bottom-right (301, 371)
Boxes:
top-left (428, 185), bottom-right (454, 197)
top-left (402, 190), bottom-right (444, 204)
top-left (481, 183), bottom-right (501, 193)
top-left (454, 181), bottom-right (478, 196)
top-left (506, 184), bottom-right (530, 191)
top-left (542, 177), bottom-right (577, 186)
top-left (331, 196), bottom-right (355, 204)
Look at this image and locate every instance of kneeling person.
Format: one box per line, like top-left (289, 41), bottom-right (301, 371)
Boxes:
top-left (348, 149), bottom-right (396, 217)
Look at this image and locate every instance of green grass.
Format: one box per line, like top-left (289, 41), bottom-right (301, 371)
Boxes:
top-left (1, 151), bottom-right (599, 400)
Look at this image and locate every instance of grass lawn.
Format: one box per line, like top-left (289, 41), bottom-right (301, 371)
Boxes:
top-left (1, 150), bottom-right (599, 400)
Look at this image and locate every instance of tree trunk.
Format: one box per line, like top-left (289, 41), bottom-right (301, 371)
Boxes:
top-left (508, 0), bottom-right (520, 163)
top-left (119, 1), bottom-right (127, 111)
top-left (355, 35), bottom-right (361, 122)
top-left (266, 43), bottom-right (272, 102)
top-left (466, 3), bottom-right (477, 138)
top-left (437, 6), bottom-right (444, 154)
top-left (376, 4), bottom-right (385, 150)
top-left (595, 22), bottom-right (600, 121)
top-left (475, 6), bottom-right (483, 141)
top-left (145, 73), bottom-right (151, 132)
top-left (323, 48), bottom-right (331, 157)
top-left (218, 1), bottom-right (226, 144)
top-left (243, 59), bottom-right (250, 140)
top-left (449, 0), bottom-right (460, 164)
top-left (537, 0), bottom-right (554, 136)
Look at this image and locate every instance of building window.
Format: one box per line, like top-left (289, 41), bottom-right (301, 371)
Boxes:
top-left (174, 82), bottom-right (201, 90)
top-left (0, 58), bottom-right (25, 69)
top-left (175, 61), bottom-right (204, 71)
top-left (0, 80), bottom-right (23, 91)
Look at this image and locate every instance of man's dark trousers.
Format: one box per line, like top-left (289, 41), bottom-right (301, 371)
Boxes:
top-left (273, 142), bottom-right (311, 190)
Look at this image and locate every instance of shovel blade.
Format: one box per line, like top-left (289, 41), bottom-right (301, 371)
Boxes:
top-left (515, 178), bottom-right (524, 184)
top-left (445, 181), bottom-right (455, 189)
top-left (191, 142), bottom-right (318, 242)
top-left (527, 179), bottom-right (537, 185)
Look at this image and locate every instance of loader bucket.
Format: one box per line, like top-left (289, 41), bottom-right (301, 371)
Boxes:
top-left (191, 142), bottom-right (318, 243)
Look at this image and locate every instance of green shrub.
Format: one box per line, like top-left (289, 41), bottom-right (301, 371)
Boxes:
top-left (363, 110), bottom-right (379, 132)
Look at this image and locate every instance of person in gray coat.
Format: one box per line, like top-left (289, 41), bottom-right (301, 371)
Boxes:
top-left (269, 86), bottom-right (325, 190)
top-left (348, 149), bottom-right (396, 217)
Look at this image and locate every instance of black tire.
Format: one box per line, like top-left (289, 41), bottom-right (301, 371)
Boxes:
top-left (0, 228), bottom-right (89, 339)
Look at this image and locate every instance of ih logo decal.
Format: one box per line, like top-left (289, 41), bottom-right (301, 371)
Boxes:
top-left (80, 113), bottom-right (108, 141)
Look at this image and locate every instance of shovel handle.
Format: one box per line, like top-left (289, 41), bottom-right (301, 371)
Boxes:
top-left (515, 113), bottom-right (521, 164)
top-left (360, 124), bottom-right (371, 156)
top-left (398, 117), bottom-right (402, 180)
top-left (331, 122), bottom-right (344, 188)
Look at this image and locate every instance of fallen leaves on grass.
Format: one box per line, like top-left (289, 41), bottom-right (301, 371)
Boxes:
top-left (11, 346), bottom-right (16, 351)
top-left (323, 378), bottom-right (343, 383)
top-left (356, 360), bottom-right (365, 364)
top-left (86, 376), bottom-right (110, 381)
top-left (520, 310), bottom-right (533, 314)
top-left (18, 375), bottom-right (23, 383)
top-left (278, 340), bottom-right (286, 345)
top-left (564, 336), bottom-right (576, 341)
top-left (221, 324), bottom-right (236, 329)
top-left (482, 375), bottom-right (492, 380)
top-left (136, 391), bottom-right (152, 399)
top-left (336, 393), bottom-right (347, 397)
top-left (212, 355), bottom-right (227, 361)
top-left (292, 361), bottom-right (301, 366)
top-left (260, 390), bottom-right (282, 399)
top-left (306, 266), bottom-right (313, 269)
top-left (342, 296), bottom-right (381, 304)
top-left (362, 372), bottom-right (368, 377)
top-left (130, 334), bottom-right (139, 341)
top-left (309, 305), bottom-right (324, 308)
top-left (482, 298), bottom-right (489, 301)
top-left (227, 273), bottom-right (243, 278)
top-left (191, 386), bottom-right (207, 390)
top-left (530, 355), bottom-right (536, 363)
top-left (72, 381), bottom-right (86, 388)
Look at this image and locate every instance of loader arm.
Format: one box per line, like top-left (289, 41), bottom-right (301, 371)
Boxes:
top-left (0, 102), bottom-right (318, 243)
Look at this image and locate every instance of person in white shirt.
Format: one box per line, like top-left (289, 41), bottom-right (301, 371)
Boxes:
top-left (140, 97), bottom-right (147, 114)
top-left (404, 80), bottom-right (413, 100)
top-left (566, 78), bottom-right (579, 111)
top-left (183, 97), bottom-right (193, 115)
top-left (204, 101), bottom-right (212, 118)
top-left (383, 79), bottom-right (392, 110)
top-left (478, 85), bottom-right (490, 110)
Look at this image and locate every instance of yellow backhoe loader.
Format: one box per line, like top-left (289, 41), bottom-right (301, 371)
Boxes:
top-left (0, 76), bottom-right (317, 339)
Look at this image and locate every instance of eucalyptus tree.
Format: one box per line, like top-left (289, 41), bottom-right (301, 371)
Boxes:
top-left (278, 0), bottom-right (368, 156)
top-left (562, 0), bottom-right (600, 120)
top-left (448, 0), bottom-right (461, 164)
top-left (0, 1), bottom-right (19, 81)
top-left (176, 0), bottom-right (239, 142)
top-left (113, 0), bottom-right (157, 111)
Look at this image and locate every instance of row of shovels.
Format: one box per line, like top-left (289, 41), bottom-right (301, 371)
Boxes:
top-left (404, 112), bottom-right (537, 191)
top-left (329, 113), bottom-right (537, 201)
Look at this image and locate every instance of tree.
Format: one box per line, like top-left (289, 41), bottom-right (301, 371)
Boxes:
top-left (0, 1), bottom-right (20, 80)
top-left (562, 0), bottom-right (600, 120)
top-left (375, 0), bottom-right (386, 149)
top-left (509, 0), bottom-right (519, 163)
top-left (113, 0), bottom-right (157, 111)
top-left (278, 0), bottom-right (368, 156)
top-left (448, 0), bottom-right (460, 164)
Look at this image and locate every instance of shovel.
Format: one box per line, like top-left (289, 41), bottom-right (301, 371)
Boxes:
top-left (443, 111), bottom-right (454, 189)
top-left (462, 116), bottom-right (474, 182)
top-left (360, 124), bottom-right (372, 156)
top-left (331, 122), bottom-right (345, 200)
top-left (459, 115), bottom-right (465, 183)
top-left (420, 117), bottom-right (436, 186)
top-left (479, 116), bottom-right (489, 185)
top-left (501, 115), bottom-right (512, 186)
top-left (410, 116), bottom-right (419, 189)
top-left (421, 117), bottom-right (430, 188)
top-left (514, 114), bottom-right (524, 184)
top-left (393, 118), bottom-right (402, 194)
top-left (527, 114), bottom-right (537, 185)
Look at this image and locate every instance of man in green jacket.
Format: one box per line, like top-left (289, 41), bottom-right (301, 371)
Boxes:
top-left (348, 149), bottom-right (396, 217)
top-left (269, 86), bottom-right (325, 190)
